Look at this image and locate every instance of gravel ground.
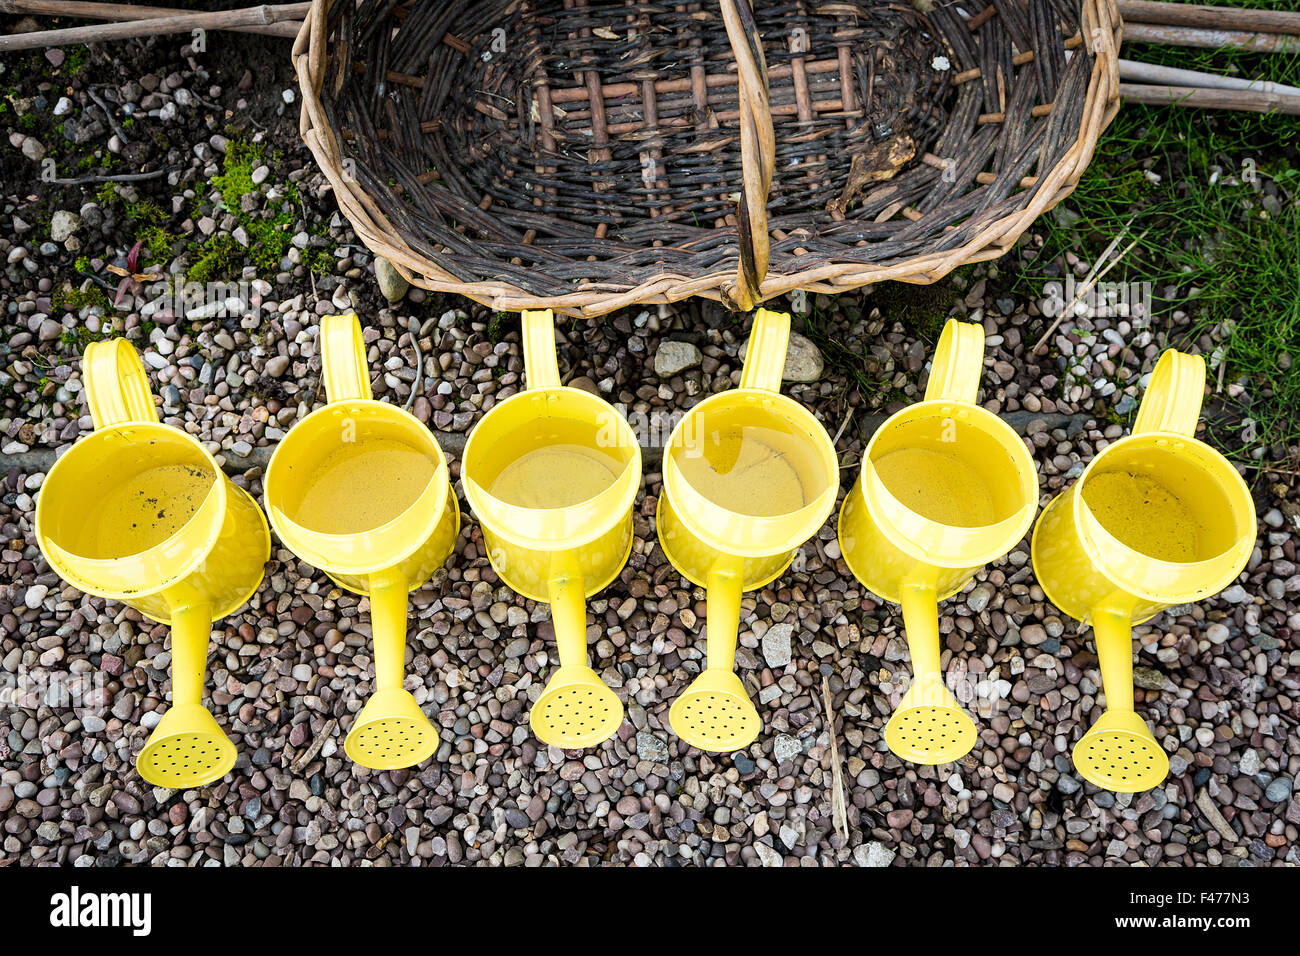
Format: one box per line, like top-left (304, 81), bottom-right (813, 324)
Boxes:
top-left (1, 29), bottom-right (1297, 867)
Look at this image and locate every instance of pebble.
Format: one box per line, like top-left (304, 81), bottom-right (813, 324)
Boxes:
top-left (853, 842), bottom-right (895, 867)
top-left (762, 622), bottom-right (793, 668)
top-left (374, 256), bottom-right (409, 303)
top-left (635, 732), bottom-right (668, 764)
top-left (772, 734), bottom-right (801, 763)
top-left (1265, 777), bottom-right (1293, 803)
top-left (653, 340), bottom-right (701, 377)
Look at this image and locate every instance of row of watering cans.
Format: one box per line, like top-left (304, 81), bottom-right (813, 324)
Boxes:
top-left (33, 309), bottom-right (1255, 795)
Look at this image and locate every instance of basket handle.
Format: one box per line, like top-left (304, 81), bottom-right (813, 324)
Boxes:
top-left (720, 0), bottom-right (773, 312)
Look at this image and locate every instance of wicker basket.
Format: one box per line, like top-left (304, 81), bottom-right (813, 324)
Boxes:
top-left (295, 0), bottom-right (1120, 317)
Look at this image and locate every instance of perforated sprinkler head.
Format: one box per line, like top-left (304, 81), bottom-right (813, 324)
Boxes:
top-left (344, 688), bottom-right (440, 770)
top-left (530, 665), bottom-right (623, 749)
top-left (884, 677), bottom-right (977, 765)
top-left (1072, 709), bottom-right (1169, 792)
top-left (136, 705), bottom-right (236, 788)
top-left (669, 669), bottom-right (761, 753)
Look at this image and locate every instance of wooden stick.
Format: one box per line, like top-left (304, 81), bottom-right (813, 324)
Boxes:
top-left (0, 0), bottom-right (303, 38)
top-left (0, 2), bottom-right (310, 50)
top-left (1121, 82), bottom-right (1300, 115)
top-left (49, 167), bottom-right (170, 185)
top-left (1119, 1), bottom-right (1300, 37)
top-left (1124, 23), bottom-right (1300, 54)
top-left (1119, 58), bottom-right (1300, 98)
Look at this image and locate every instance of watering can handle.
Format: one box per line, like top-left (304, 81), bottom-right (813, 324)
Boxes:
top-left (522, 309), bottom-right (562, 389)
top-left (738, 308), bottom-right (789, 391)
top-left (924, 319), bottom-right (984, 404)
top-left (321, 312), bottom-right (374, 403)
top-left (1132, 349), bottom-right (1203, 438)
top-left (83, 338), bottom-right (158, 428)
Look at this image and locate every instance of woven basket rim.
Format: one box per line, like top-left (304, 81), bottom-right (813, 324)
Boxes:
top-left (294, 0), bottom-right (1122, 318)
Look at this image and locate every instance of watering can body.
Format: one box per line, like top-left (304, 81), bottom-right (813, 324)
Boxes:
top-left (34, 338), bottom-right (270, 788)
top-left (656, 309), bottom-right (838, 752)
top-left (264, 313), bottom-right (458, 770)
top-left (1031, 350), bottom-right (1255, 792)
top-left (462, 309), bottom-right (642, 748)
top-left (837, 320), bottom-right (1038, 764)
top-left (465, 374), bottom-right (637, 604)
top-left (658, 309), bottom-right (838, 593)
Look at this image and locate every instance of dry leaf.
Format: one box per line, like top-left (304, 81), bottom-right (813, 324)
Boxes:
top-left (827, 132), bottom-right (917, 217)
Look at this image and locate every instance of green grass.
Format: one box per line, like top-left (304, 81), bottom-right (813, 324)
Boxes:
top-left (199, 134), bottom-right (335, 280)
top-left (53, 284), bottom-right (109, 314)
top-left (1023, 24), bottom-right (1300, 462)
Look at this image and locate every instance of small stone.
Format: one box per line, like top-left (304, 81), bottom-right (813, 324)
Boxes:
top-left (1132, 666), bottom-right (1169, 691)
top-left (762, 622), bottom-right (793, 668)
top-left (853, 841), bottom-right (895, 867)
top-left (966, 583), bottom-right (993, 614)
top-left (772, 733), bottom-right (801, 763)
top-left (1220, 585), bottom-right (1250, 604)
top-left (1265, 777), bottom-right (1293, 803)
top-left (635, 731), bottom-right (668, 764)
top-left (653, 340), bottom-right (701, 377)
top-left (781, 330), bottom-right (824, 382)
top-left (264, 355), bottom-right (290, 378)
top-left (374, 256), bottom-right (409, 303)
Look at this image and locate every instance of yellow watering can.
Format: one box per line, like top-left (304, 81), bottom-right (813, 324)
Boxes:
top-left (658, 308), bottom-right (838, 753)
top-left (264, 313), bottom-right (459, 770)
top-left (462, 309), bottom-right (641, 749)
top-left (838, 319), bottom-right (1038, 765)
top-left (1032, 350), bottom-right (1255, 792)
top-left (34, 339), bottom-right (270, 788)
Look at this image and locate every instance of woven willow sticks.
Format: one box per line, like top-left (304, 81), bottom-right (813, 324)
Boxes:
top-left (296, 0), bottom-right (1120, 317)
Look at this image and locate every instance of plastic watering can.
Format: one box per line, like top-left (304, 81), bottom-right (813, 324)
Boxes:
top-left (838, 319), bottom-right (1038, 765)
top-left (462, 309), bottom-right (642, 749)
top-left (264, 313), bottom-right (459, 770)
top-left (35, 339), bottom-right (271, 788)
top-left (657, 308), bottom-right (838, 753)
top-left (1032, 350), bottom-right (1255, 792)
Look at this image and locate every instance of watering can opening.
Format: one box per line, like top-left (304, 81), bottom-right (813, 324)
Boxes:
top-left (462, 387), bottom-right (641, 549)
top-left (1075, 437), bottom-right (1256, 603)
top-left (662, 392), bottom-right (837, 557)
top-left (264, 399), bottom-right (450, 574)
top-left (861, 405), bottom-right (1037, 567)
top-left (36, 424), bottom-right (226, 597)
